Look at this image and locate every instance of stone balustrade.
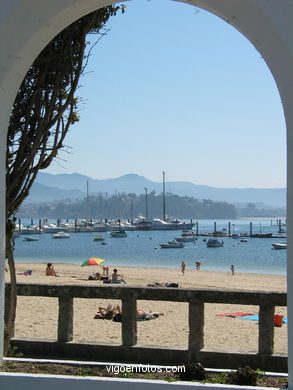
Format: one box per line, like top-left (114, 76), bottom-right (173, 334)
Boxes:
top-left (6, 283), bottom-right (287, 372)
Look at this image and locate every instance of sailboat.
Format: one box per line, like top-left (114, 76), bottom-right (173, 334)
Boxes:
top-left (133, 172), bottom-right (195, 231)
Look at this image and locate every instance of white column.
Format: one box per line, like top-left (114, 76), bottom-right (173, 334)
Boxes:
top-left (0, 110), bottom-right (9, 363)
top-left (285, 100), bottom-right (293, 387)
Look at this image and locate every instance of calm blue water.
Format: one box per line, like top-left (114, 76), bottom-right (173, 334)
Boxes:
top-left (13, 219), bottom-right (287, 275)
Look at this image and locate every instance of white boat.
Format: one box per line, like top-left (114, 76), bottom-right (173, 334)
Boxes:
top-left (93, 234), bottom-right (105, 241)
top-left (52, 231), bottom-right (70, 239)
top-left (20, 225), bottom-right (39, 234)
top-left (92, 223), bottom-right (111, 232)
top-left (272, 243), bottom-right (287, 249)
top-left (181, 230), bottom-right (197, 237)
top-left (207, 238), bottom-right (224, 247)
top-left (150, 218), bottom-right (177, 230)
top-left (23, 236), bottom-right (39, 242)
top-left (160, 241), bottom-right (184, 248)
top-left (109, 230), bottom-right (127, 238)
top-left (175, 236), bottom-right (196, 243)
top-left (42, 224), bottom-right (69, 234)
top-left (240, 238), bottom-right (248, 242)
top-left (133, 172), bottom-right (195, 231)
top-left (133, 216), bottom-right (194, 231)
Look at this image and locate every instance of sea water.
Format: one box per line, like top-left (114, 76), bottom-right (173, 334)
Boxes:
top-left (13, 219), bottom-right (286, 275)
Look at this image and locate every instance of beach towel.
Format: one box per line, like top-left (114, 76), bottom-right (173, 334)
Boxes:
top-left (112, 313), bottom-right (156, 322)
top-left (216, 312), bottom-right (254, 318)
top-left (17, 270), bottom-right (32, 276)
top-left (238, 314), bottom-right (288, 324)
top-left (137, 316), bottom-right (155, 321)
top-left (216, 312), bottom-right (287, 324)
top-left (237, 314), bottom-right (259, 321)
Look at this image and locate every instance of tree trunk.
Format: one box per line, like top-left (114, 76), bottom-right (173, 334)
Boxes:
top-left (4, 235), bottom-right (17, 356)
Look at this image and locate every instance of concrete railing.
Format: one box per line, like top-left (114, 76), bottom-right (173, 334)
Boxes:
top-left (6, 283), bottom-right (287, 372)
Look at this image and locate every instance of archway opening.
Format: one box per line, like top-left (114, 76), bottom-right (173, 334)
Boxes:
top-left (0, 0), bottom-right (288, 374)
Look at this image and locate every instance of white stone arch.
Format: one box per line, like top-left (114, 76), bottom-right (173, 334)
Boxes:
top-left (0, 0), bottom-right (292, 385)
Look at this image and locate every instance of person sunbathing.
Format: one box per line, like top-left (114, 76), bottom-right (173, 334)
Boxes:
top-left (95, 303), bottom-right (164, 321)
top-left (112, 309), bottom-right (164, 322)
top-left (136, 309), bottom-right (164, 320)
top-left (147, 281), bottom-right (179, 288)
top-left (45, 263), bottom-right (58, 277)
top-left (95, 303), bottom-right (121, 319)
top-left (111, 268), bottom-right (126, 284)
top-left (88, 272), bottom-right (107, 281)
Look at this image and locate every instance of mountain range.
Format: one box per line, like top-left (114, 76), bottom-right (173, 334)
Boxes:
top-left (25, 172), bottom-right (286, 208)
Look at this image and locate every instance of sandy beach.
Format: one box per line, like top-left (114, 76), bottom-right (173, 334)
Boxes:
top-left (8, 262), bottom-right (288, 355)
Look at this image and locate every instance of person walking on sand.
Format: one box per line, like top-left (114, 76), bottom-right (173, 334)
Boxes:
top-left (181, 261), bottom-right (186, 275)
top-left (195, 261), bottom-right (201, 270)
top-left (102, 265), bottom-right (109, 276)
top-left (230, 264), bottom-right (235, 276)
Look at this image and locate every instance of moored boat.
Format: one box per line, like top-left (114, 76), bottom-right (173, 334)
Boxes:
top-left (52, 231), bottom-right (70, 239)
top-left (23, 236), bottom-right (39, 242)
top-left (42, 224), bottom-right (69, 234)
top-left (93, 234), bottom-right (105, 241)
top-left (181, 230), bottom-right (196, 237)
top-left (250, 233), bottom-right (273, 238)
top-left (272, 243), bottom-right (287, 249)
top-left (160, 241), bottom-right (184, 248)
top-left (175, 236), bottom-right (196, 243)
top-left (133, 217), bottom-right (195, 231)
top-left (109, 230), bottom-right (127, 238)
top-left (207, 238), bottom-right (224, 247)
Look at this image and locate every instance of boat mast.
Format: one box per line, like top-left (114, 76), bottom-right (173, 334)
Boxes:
top-left (86, 180), bottom-right (89, 221)
top-left (163, 171), bottom-right (166, 221)
top-left (144, 187), bottom-right (148, 220)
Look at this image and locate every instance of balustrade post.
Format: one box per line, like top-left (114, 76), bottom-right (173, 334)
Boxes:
top-left (258, 304), bottom-right (275, 355)
top-left (188, 299), bottom-right (204, 354)
top-left (122, 296), bottom-right (137, 346)
top-left (58, 296), bottom-right (73, 342)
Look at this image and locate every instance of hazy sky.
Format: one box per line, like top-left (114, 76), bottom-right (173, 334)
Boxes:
top-left (44, 0), bottom-right (286, 188)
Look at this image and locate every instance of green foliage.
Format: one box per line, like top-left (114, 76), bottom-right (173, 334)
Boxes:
top-left (255, 368), bottom-right (266, 378)
top-left (165, 377), bottom-right (179, 382)
top-left (18, 192), bottom-right (237, 219)
top-left (179, 363), bottom-right (207, 381)
top-left (76, 367), bottom-right (97, 376)
top-left (4, 361), bottom-right (17, 369)
top-left (7, 346), bottom-right (24, 358)
top-left (208, 372), bottom-right (227, 384)
top-left (117, 371), bottom-right (132, 379)
top-left (227, 366), bottom-right (258, 386)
